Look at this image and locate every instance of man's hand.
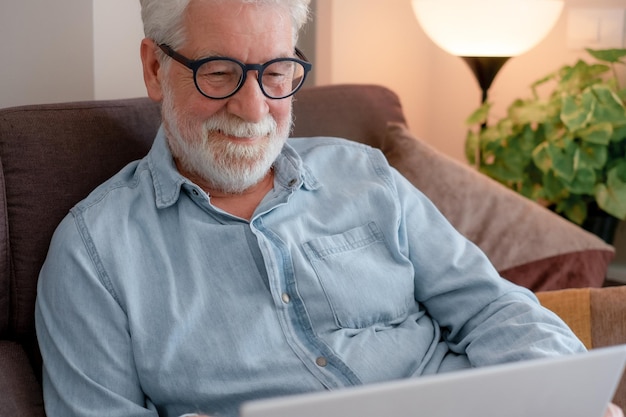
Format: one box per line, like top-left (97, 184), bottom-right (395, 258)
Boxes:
top-left (606, 403), bottom-right (624, 417)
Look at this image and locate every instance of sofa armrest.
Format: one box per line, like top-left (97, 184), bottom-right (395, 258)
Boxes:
top-left (382, 122), bottom-right (614, 291)
top-left (0, 340), bottom-right (45, 417)
top-left (537, 286), bottom-right (626, 410)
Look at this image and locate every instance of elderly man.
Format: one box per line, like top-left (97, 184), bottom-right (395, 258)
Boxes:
top-left (35, 0), bottom-right (622, 416)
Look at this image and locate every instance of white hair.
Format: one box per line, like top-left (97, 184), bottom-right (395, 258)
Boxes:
top-left (140, 0), bottom-right (311, 49)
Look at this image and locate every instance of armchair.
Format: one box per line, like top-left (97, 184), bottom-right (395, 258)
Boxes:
top-left (0, 84), bottom-right (621, 415)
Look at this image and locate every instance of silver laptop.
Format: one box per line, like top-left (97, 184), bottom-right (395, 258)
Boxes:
top-left (240, 345), bottom-right (626, 417)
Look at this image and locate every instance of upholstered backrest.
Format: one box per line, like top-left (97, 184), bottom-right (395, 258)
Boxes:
top-left (291, 83), bottom-right (406, 145)
top-left (0, 99), bottom-right (161, 346)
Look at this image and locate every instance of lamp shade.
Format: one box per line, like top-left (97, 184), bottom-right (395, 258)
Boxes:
top-left (412, 0), bottom-right (564, 57)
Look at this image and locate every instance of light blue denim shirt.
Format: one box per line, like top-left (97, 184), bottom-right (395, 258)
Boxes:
top-left (35, 127), bottom-right (585, 417)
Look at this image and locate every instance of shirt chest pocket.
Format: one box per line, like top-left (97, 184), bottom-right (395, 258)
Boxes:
top-left (302, 222), bottom-right (414, 329)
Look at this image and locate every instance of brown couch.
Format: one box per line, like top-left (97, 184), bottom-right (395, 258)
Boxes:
top-left (0, 84), bottom-right (623, 416)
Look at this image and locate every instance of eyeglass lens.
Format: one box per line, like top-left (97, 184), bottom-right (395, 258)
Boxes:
top-left (196, 59), bottom-right (307, 99)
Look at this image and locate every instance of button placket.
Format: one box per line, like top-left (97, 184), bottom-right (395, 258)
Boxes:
top-left (251, 214), bottom-right (360, 388)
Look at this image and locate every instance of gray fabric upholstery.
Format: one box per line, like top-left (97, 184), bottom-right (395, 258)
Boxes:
top-left (291, 84), bottom-right (406, 145)
top-left (0, 341), bottom-right (44, 416)
top-left (0, 98), bottom-right (161, 342)
top-left (0, 98), bottom-right (161, 416)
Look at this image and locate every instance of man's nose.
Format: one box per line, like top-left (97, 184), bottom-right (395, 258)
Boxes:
top-left (225, 74), bottom-right (269, 123)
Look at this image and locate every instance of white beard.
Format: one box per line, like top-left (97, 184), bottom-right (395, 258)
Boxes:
top-left (161, 84), bottom-right (291, 194)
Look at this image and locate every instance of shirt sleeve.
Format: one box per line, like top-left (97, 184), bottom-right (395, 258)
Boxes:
top-left (390, 169), bottom-right (587, 366)
top-left (35, 214), bottom-right (156, 417)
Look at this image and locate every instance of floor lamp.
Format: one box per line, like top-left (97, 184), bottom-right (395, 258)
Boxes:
top-left (412, 0), bottom-right (564, 169)
top-left (412, 0), bottom-right (565, 107)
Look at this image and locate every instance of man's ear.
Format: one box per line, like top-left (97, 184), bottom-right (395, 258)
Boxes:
top-left (140, 38), bottom-right (165, 102)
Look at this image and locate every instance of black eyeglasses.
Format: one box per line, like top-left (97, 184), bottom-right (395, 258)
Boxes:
top-left (158, 44), bottom-right (312, 100)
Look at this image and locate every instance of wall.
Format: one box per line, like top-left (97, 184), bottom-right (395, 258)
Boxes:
top-left (0, 0), bottom-right (94, 108)
top-left (0, 0), bottom-right (317, 109)
top-left (0, 0), bottom-right (146, 109)
top-left (315, 0), bottom-right (431, 154)
top-left (315, 0), bottom-right (626, 163)
top-left (93, 0), bottom-right (146, 100)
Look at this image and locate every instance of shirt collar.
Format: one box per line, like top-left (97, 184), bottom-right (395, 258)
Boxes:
top-left (146, 125), bottom-right (320, 209)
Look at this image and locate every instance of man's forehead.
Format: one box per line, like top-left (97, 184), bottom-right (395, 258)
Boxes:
top-left (181, 0), bottom-right (295, 57)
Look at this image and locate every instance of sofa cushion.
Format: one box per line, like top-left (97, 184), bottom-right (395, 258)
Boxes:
top-left (537, 286), bottom-right (626, 410)
top-left (0, 98), bottom-right (161, 342)
top-left (536, 288), bottom-right (593, 348)
top-left (0, 340), bottom-right (45, 416)
top-left (292, 84), bottom-right (406, 147)
top-left (0, 161), bottom-right (8, 337)
top-left (499, 251), bottom-right (614, 291)
top-left (381, 122), bottom-right (614, 291)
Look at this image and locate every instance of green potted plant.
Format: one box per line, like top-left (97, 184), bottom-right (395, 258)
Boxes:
top-left (465, 48), bottom-right (626, 241)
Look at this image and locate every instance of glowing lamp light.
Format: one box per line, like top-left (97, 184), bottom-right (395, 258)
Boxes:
top-left (412, 0), bottom-right (564, 102)
top-left (412, 0), bottom-right (565, 57)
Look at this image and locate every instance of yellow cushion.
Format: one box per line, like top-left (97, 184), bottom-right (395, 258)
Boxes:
top-left (536, 288), bottom-right (592, 349)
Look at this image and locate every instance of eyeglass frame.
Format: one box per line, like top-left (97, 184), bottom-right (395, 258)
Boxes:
top-left (157, 43), bottom-right (313, 100)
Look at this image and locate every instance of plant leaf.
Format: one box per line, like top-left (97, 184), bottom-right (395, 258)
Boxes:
top-left (558, 60), bottom-right (610, 93)
top-left (465, 130), bottom-right (478, 165)
top-left (508, 99), bottom-right (549, 125)
top-left (595, 161), bottom-right (626, 219)
top-left (611, 123), bottom-right (626, 142)
top-left (578, 141), bottom-right (608, 169)
top-left (586, 48), bottom-right (626, 64)
top-left (561, 90), bottom-right (595, 131)
top-left (487, 126), bottom-right (535, 182)
top-left (542, 170), bottom-right (568, 201)
top-left (532, 142), bottom-right (551, 173)
top-left (531, 71), bottom-right (558, 90)
top-left (465, 102), bottom-right (491, 126)
top-left (556, 197), bottom-right (587, 224)
top-left (590, 84), bottom-right (626, 123)
top-left (577, 122), bottom-right (613, 145)
top-left (566, 165), bottom-right (597, 194)
top-left (549, 139), bottom-right (577, 183)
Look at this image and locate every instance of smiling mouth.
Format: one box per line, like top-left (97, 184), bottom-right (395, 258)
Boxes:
top-left (216, 129), bottom-right (268, 142)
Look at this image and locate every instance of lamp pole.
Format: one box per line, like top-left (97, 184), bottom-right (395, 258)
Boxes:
top-left (461, 56), bottom-right (511, 169)
top-left (461, 56), bottom-right (511, 104)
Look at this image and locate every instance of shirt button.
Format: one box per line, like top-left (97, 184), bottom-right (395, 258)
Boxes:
top-left (281, 293), bottom-right (291, 304)
top-left (192, 189), bottom-right (199, 196)
top-left (315, 357), bottom-right (328, 367)
top-left (288, 179), bottom-right (298, 187)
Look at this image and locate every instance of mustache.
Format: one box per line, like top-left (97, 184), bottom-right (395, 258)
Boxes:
top-left (202, 113), bottom-right (278, 138)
